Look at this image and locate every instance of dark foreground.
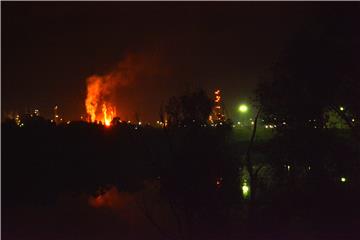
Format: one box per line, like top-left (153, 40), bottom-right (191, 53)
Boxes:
top-left (3, 121), bottom-right (360, 240)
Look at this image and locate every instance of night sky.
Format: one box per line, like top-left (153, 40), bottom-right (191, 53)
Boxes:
top-left (2, 2), bottom-right (357, 122)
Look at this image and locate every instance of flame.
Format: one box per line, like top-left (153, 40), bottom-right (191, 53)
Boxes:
top-left (102, 103), bottom-right (116, 127)
top-left (85, 75), bottom-right (117, 125)
top-left (84, 52), bottom-right (168, 123)
top-left (85, 76), bottom-right (101, 122)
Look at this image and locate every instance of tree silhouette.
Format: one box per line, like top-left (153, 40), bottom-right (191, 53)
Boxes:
top-left (165, 89), bottom-right (213, 127)
top-left (256, 7), bottom-right (360, 137)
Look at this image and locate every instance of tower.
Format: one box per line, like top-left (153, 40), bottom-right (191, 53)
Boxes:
top-left (54, 105), bottom-right (59, 124)
top-left (209, 89), bottom-right (226, 123)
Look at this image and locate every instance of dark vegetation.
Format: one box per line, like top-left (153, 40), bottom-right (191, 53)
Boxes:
top-left (3, 104), bottom-right (360, 239)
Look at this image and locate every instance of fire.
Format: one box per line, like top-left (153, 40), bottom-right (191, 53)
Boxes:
top-left (84, 53), bottom-right (166, 124)
top-left (102, 103), bottom-right (116, 127)
top-left (85, 75), bottom-right (117, 125)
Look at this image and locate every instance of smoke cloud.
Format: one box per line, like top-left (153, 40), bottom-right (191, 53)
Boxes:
top-left (85, 52), bottom-right (169, 123)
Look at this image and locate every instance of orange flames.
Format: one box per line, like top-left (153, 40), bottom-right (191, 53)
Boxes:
top-left (84, 53), bottom-right (168, 124)
top-left (85, 75), bottom-right (117, 126)
top-left (102, 103), bottom-right (116, 127)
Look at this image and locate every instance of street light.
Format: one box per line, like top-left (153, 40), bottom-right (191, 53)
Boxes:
top-left (242, 181), bottom-right (250, 199)
top-left (238, 104), bottom-right (248, 113)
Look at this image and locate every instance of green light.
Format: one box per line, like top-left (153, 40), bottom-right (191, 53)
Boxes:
top-left (238, 104), bottom-right (248, 113)
top-left (242, 181), bottom-right (250, 198)
top-left (340, 177), bottom-right (346, 183)
top-left (340, 106), bottom-right (344, 111)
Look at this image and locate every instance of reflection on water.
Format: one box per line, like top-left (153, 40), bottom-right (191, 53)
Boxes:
top-left (88, 186), bottom-right (133, 209)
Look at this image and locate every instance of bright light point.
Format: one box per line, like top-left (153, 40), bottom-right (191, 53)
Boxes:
top-left (242, 182), bottom-right (250, 198)
top-left (341, 177), bottom-right (346, 183)
top-left (238, 104), bottom-right (248, 113)
top-left (139, 122), bottom-right (142, 125)
top-left (287, 165), bottom-right (291, 171)
top-left (352, 118), bottom-right (355, 122)
top-left (340, 106), bottom-right (344, 111)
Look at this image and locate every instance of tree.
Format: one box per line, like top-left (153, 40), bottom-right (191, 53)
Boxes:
top-left (165, 89), bottom-right (213, 127)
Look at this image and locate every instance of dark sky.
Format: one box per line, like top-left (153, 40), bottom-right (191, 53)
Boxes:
top-left (2, 2), bottom-right (357, 122)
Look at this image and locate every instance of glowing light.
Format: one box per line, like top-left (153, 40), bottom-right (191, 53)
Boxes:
top-left (85, 75), bottom-right (117, 124)
top-left (340, 177), bottom-right (347, 183)
top-left (340, 106), bottom-right (344, 111)
top-left (238, 104), bottom-right (248, 113)
top-left (352, 118), bottom-right (355, 122)
top-left (138, 121), bottom-right (142, 125)
top-left (102, 103), bottom-right (115, 127)
top-left (287, 165), bottom-right (291, 171)
top-left (215, 95), bottom-right (221, 103)
top-left (216, 177), bottom-right (223, 188)
top-left (242, 181), bottom-right (250, 198)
